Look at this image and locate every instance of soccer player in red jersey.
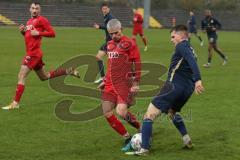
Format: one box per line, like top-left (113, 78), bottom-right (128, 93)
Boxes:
top-left (98, 19), bottom-right (141, 150)
top-left (132, 10), bottom-right (148, 51)
top-left (2, 2), bottom-right (79, 110)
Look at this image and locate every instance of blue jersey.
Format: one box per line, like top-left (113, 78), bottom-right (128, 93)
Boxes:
top-left (201, 16), bottom-right (221, 36)
top-left (99, 12), bottom-right (114, 42)
top-left (167, 40), bottom-right (201, 85)
top-left (188, 15), bottom-right (196, 27)
top-left (188, 15), bottom-right (197, 33)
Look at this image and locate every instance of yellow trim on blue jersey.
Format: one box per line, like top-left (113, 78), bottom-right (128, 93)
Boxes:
top-left (169, 58), bottom-right (183, 82)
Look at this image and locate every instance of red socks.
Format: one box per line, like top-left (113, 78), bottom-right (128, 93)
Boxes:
top-left (106, 114), bottom-right (128, 137)
top-left (124, 111), bottom-right (141, 130)
top-left (13, 69), bottom-right (67, 103)
top-left (49, 69), bottom-right (67, 79)
top-left (106, 112), bottom-right (140, 137)
top-left (14, 84), bottom-right (25, 103)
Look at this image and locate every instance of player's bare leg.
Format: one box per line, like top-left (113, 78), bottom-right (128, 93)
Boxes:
top-left (188, 32), bottom-right (203, 46)
top-left (144, 103), bottom-right (161, 120)
top-left (116, 103), bottom-right (140, 131)
top-left (203, 43), bottom-right (213, 68)
top-left (95, 50), bottom-right (106, 83)
top-left (116, 103), bottom-right (139, 151)
top-left (35, 67), bottom-right (79, 81)
top-left (140, 34), bottom-right (148, 51)
top-left (212, 44), bottom-right (228, 65)
top-left (2, 65), bottom-right (31, 109)
top-left (116, 104), bottom-right (131, 137)
top-left (116, 104), bottom-right (128, 118)
top-left (193, 33), bottom-right (203, 46)
top-left (35, 67), bottom-right (49, 81)
top-left (103, 101), bottom-right (132, 151)
top-left (102, 101), bottom-right (130, 138)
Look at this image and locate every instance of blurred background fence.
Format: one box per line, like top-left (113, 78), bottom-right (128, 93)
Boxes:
top-left (0, 0), bottom-right (240, 30)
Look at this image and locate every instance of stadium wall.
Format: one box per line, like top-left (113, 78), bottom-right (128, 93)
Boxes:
top-left (0, 2), bottom-right (133, 27)
top-left (152, 9), bottom-right (240, 31)
top-left (0, 2), bottom-right (239, 31)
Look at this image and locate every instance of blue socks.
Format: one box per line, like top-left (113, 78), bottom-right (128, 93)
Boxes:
top-left (141, 119), bottom-right (153, 149)
top-left (172, 114), bottom-right (187, 136)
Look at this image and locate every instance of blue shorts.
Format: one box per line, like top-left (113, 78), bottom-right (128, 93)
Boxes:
top-left (188, 26), bottom-right (197, 33)
top-left (207, 34), bottom-right (218, 44)
top-left (151, 81), bottom-right (194, 113)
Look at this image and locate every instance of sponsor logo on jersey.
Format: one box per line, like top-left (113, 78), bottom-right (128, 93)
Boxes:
top-left (107, 51), bottom-right (119, 59)
top-left (25, 25), bottom-right (35, 31)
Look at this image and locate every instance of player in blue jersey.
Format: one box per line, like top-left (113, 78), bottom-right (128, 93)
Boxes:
top-left (126, 25), bottom-right (204, 155)
top-left (187, 11), bottom-right (203, 46)
top-left (93, 2), bottom-right (114, 83)
top-left (201, 10), bottom-right (228, 68)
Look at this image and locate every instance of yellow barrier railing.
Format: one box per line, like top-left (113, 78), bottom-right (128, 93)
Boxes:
top-left (0, 14), bottom-right (16, 25)
top-left (134, 8), bottom-right (162, 28)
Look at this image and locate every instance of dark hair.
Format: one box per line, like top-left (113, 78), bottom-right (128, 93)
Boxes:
top-left (101, 2), bottom-right (109, 8)
top-left (31, 1), bottom-right (40, 6)
top-left (170, 24), bottom-right (188, 33)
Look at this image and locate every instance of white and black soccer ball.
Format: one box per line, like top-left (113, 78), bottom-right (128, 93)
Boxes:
top-left (130, 133), bottom-right (142, 151)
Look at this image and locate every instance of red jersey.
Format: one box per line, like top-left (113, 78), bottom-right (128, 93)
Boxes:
top-left (24, 15), bottom-right (55, 57)
top-left (105, 36), bottom-right (141, 86)
top-left (133, 13), bottom-right (143, 29)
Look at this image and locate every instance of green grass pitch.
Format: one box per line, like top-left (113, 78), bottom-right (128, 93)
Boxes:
top-left (0, 26), bottom-right (239, 160)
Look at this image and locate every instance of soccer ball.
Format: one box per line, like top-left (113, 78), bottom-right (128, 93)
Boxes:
top-left (130, 133), bottom-right (142, 151)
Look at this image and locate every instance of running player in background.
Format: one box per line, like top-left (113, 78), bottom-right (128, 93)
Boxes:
top-left (201, 10), bottom-right (228, 68)
top-left (187, 11), bottom-right (204, 46)
top-left (2, 2), bottom-right (79, 110)
top-left (132, 9), bottom-right (148, 52)
top-left (93, 2), bottom-right (114, 83)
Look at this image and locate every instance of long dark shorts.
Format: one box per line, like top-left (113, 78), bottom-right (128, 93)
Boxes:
top-left (151, 81), bottom-right (194, 113)
top-left (207, 34), bottom-right (218, 44)
top-left (188, 26), bottom-right (197, 34)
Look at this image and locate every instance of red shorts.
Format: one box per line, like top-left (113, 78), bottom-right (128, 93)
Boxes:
top-left (22, 55), bottom-right (45, 70)
top-left (132, 26), bottom-right (143, 36)
top-left (102, 84), bottom-right (135, 106)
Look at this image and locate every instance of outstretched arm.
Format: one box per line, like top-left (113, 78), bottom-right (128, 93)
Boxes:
top-left (93, 23), bottom-right (105, 30)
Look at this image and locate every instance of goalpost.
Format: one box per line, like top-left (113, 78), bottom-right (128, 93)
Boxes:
top-left (143, 0), bottom-right (151, 29)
